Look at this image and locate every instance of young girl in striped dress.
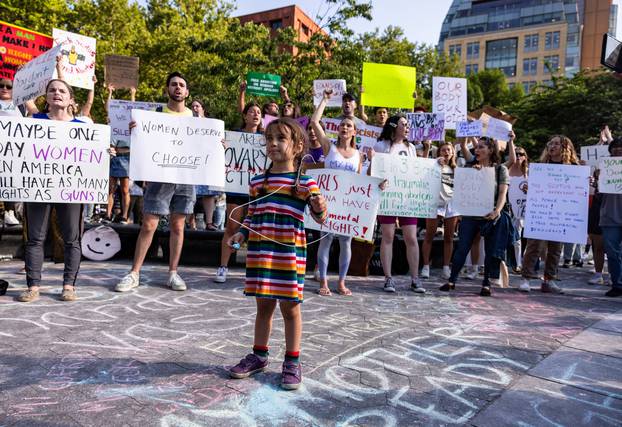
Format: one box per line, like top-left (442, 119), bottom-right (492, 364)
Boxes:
top-left (228, 117), bottom-right (327, 390)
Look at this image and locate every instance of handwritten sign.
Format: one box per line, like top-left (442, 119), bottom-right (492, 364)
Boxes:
top-left (104, 55), bottom-right (139, 89)
top-left (246, 72), bottom-right (280, 97)
top-left (0, 116), bottom-right (110, 203)
top-left (0, 20), bottom-right (53, 80)
top-left (371, 153), bottom-right (441, 218)
top-left (130, 110), bottom-right (225, 186)
top-left (509, 176), bottom-right (528, 218)
top-left (599, 157), bottom-right (622, 194)
top-left (432, 77), bottom-right (467, 130)
top-left (361, 62), bottom-right (416, 109)
top-left (456, 120), bottom-right (483, 137)
top-left (314, 79), bottom-right (346, 107)
top-left (524, 163), bottom-right (589, 244)
top-left (304, 169), bottom-right (382, 241)
top-left (406, 113), bottom-right (445, 141)
top-left (452, 167), bottom-right (495, 216)
top-left (12, 44), bottom-right (62, 106)
top-left (321, 118), bottom-right (381, 150)
top-left (485, 117), bottom-right (512, 141)
top-left (107, 100), bottom-right (165, 147)
top-left (52, 29), bottom-right (96, 90)
top-left (580, 144), bottom-right (610, 167)
top-left (221, 131), bottom-right (267, 195)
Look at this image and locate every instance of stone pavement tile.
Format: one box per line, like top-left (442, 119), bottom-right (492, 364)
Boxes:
top-left (529, 347), bottom-right (622, 399)
top-left (5, 414), bottom-right (81, 427)
top-left (591, 310), bottom-right (622, 334)
top-left (471, 375), bottom-right (622, 427)
top-left (563, 327), bottom-right (622, 359)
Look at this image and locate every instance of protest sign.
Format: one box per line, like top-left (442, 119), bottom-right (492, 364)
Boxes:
top-left (509, 176), bottom-right (528, 219)
top-left (485, 117), bottom-right (512, 141)
top-left (0, 20), bottom-right (53, 80)
top-left (580, 144), bottom-right (610, 167)
top-left (221, 131), bottom-right (267, 195)
top-left (524, 164), bottom-right (589, 244)
top-left (432, 77), bottom-right (467, 129)
top-left (452, 167), bottom-right (496, 216)
top-left (104, 54), bottom-right (139, 89)
top-left (361, 62), bottom-right (416, 109)
top-left (0, 116), bottom-right (110, 203)
top-left (53, 29), bottom-right (96, 90)
top-left (598, 157), bottom-right (622, 194)
top-left (12, 44), bottom-right (62, 106)
top-left (406, 113), bottom-right (445, 141)
top-left (321, 118), bottom-right (381, 150)
top-left (246, 72), bottom-right (281, 97)
top-left (107, 100), bottom-right (165, 147)
top-left (304, 169), bottom-right (382, 241)
top-left (313, 79), bottom-right (346, 107)
top-left (130, 110), bottom-right (225, 186)
top-left (370, 153), bottom-right (441, 218)
top-left (456, 120), bottom-right (483, 137)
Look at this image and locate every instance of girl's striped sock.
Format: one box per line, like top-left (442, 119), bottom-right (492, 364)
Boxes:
top-left (253, 345), bottom-right (269, 360)
top-left (285, 350), bottom-right (300, 364)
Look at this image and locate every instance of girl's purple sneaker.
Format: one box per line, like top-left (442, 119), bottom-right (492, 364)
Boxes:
top-left (229, 354), bottom-right (268, 379)
top-left (281, 360), bottom-right (302, 390)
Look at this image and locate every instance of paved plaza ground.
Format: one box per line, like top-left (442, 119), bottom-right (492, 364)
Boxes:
top-left (0, 260), bottom-right (621, 426)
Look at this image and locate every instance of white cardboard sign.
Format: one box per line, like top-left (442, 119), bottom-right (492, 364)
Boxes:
top-left (485, 117), bottom-right (512, 142)
top-left (321, 118), bottom-right (381, 150)
top-left (524, 163), bottom-right (590, 244)
top-left (304, 169), bottom-right (382, 241)
top-left (313, 80), bottom-right (347, 107)
top-left (370, 153), bottom-right (442, 218)
top-left (130, 110), bottom-right (225, 186)
top-left (456, 120), bottom-right (483, 137)
top-left (452, 167), bottom-right (496, 217)
top-left (217, 131), bottom-right (267, 195)
top-left (52, 29), bottom-right (96, 90)
top-left (508, 176), bottom-right (528, 219)
top-left (0, 116), bottom-right (110, 203)
top-left (108, 100), bottom-right (165, 147)
top-left (432, 77), bottom-right (467, 130)
top-left (580, 144), bottom-right (610, 167)
top-left (598, 157), bottom-right (622, 194)
top-left (12, 45), bottom-right (63, 106)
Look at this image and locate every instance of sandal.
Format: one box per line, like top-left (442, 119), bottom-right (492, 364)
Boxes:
top-left (316, 287), bottom-right (332, 296)
top-left (206, 223), bottom-right (218, 231)
top-left (337, 287), bottom-right (352, 296)
top-left (61, 287), bottom-right (77, 302)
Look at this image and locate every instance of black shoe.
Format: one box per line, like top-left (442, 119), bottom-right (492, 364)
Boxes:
top-left (573, 260), bottom-right (583, 268)
top-left (605, 288), bottom-right (622, 297)
top-left (0, 279), bottom-right (8, 296)
top-left (439, 283), bottom-right (455, 292)
top-left (480, 286), bottom-right (492, 297)
top-left (561, 260), bottom-right (571, 268)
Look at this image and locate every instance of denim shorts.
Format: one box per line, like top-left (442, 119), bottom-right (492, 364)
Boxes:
top-left (196, 185), bottom-right (223, 197)
top-left (143, 182), bottom-right (196, 216)
top-left (110, 154), bottom-right (130, 178)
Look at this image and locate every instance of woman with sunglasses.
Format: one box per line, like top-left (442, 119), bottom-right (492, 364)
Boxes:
top-left (508, 147), bottom-right (529, 286)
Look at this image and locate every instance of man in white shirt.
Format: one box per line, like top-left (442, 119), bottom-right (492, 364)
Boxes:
top-left (0, 78), bottom-right (22, 226)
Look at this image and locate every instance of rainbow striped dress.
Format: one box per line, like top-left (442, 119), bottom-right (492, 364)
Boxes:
top-left (240, 172), bottom-right (326, 303)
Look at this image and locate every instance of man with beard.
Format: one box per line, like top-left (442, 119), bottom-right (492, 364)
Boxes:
top-left (337, 93), bottom-right (366, 127)
top-left (115, 72), bottom-right (195, 293)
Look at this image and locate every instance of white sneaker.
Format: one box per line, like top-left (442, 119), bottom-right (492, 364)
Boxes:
top-left (313, 267), bottom-right (320, 282)
top-left (214, 266), bottom-right (228, 283)
top-left (3, 210), bottom-right (19, 226)
top-left (518, 279), bottom-right (531, 292)
top-left (411, 278), bottom-right (426, 294)
top-left (465, 268), bottom-right (478, 280)
top-left (588, 274), bottom-right (604, 285)
top-left (383, 277), bottom-right (396, 293)
top-left (441, 266), bottom-right (451, 280)
top-left (168, 272), bottom-right (187, 291)
top-left (115, 272), bottom-right (139, 292)
top-left (420, 265), bottom-right (430, 279)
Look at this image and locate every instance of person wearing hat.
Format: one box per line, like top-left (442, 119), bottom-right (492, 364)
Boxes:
top-left (337, 93), bottom-right (366, 128)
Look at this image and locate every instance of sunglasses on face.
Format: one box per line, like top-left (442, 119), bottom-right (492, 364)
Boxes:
top-left (516, 152), bottom-right (526, 157)
top-left (0, 84), bottom-right (12, 90)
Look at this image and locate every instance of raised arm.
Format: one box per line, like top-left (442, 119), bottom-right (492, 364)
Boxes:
top-left (504, 130), bottom-right (516, 168)
top-left (358, 86), bottom-right (369, 122)
top-left (55, 55), bottom-right (64, 81)
top-left (310, 89), bottom-right (333, 157)
top-left (460, 137), bottom-right (475, 162)
top-left (80, 75), bottom-right (96, 118)
top-left (130, 86), bottom-right (136, 102)
top-left (280, 85), bottom-right (291, 103)
top-left (238, 81), bottom-right (247, 114)
top-left (104, 84), bottom-right (115, 114)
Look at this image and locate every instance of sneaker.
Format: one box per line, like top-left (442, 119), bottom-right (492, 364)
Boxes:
top-left (573, 260), bottom-right (583, 268)
top-left (518, 280), bottom-right (531, 292)
top-left (561, 259), bottom-right (571, 268)
top-left (3, 210), bottom-right (19, 226)
top-left (60, 287), bottom-right (77, 301)
top-left (541, 282), bottom-right (564, 294)
top-left (0, 279), bottom-right (8, 296)
top-left (214, 266), bottom-right (228, 283)
top-left (439, 282), bottom-right (455, 292)
top-left (480, 285), bottom-right (492, 297)
top-left (281, 360), bottom-right (302, 390)
top-left (383, 277), bottom-right (396, 293)
top-left (411, 278), bottom-right (426, 294)
top-left (588, 274), bottom-right (604, 285)
top-left (420, 265), bottom-right (430, 279)
top-left (465, 268), bottom-right (478, 280)
top-left (17, 288), bottom-right (40, 302)
top-left (229, 353), bottom-right (268, 379)
top-left (115, 272), bottom-right (139, 292)
top-left (441, 266), bottom-right (451, 280)
top-left (605, 288), bottom-right (622, 297)
top-left (167, 273), bottom-right (187, 291)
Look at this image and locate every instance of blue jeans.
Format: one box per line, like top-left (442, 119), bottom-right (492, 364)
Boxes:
top-left (602, 226), bottom-right (622, 289)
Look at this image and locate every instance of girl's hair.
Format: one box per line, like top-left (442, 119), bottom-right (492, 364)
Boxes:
top-left (515, 146), bottom-right (529, 176)
top-left (378, 114), bottom-right (408, 146)
top-left (241, 101), bottom-right (264, 133)
top-left (338, 117), bottom-right (357, 149)
top-left (437, 141), bottom-right (457, 169)
top-left (191, 99), bottom-right (207, 117)
top-left (477, 137), bottom-right (502, 165)
top-left (539, 135), bottom-right (579, 164)
top-left (42, 79), bottom-right (75, 114)
top-left (260, 117), bottom-right (307, 196)
top-left (280, 101), bottom-right (300, 119)
top-left (609, 136), bottom-right (622, 153)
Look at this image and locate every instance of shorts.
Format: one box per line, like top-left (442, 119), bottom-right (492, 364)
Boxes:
top-left (143, 182), bottom-right (196, 216)
top-left (437, 201), bottom-right (460, 219)
top-left (226, 194), bottom-right (250, 206)
top-left (377, 215), bottom-right (418, 227)
top-left (196, 185), bottom-right (223, 197)
top-left (110, 154), bottom-right (130, 178)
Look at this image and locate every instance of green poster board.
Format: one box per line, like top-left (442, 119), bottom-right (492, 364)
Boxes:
top-left (246, 72), bottom-right (281, 97)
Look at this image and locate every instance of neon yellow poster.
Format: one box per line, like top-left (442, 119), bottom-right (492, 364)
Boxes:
top-left (361, 62), bottom-right (416, 109)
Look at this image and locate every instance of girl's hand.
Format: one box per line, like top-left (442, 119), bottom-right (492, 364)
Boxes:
top-left (108, 85), bottom-right (116, 94)
top-left (323, 89), bottom-right (333, 100)
top-left (221, 138), bottom-right (227, 149)
top-left (473, 164), bottom-right (482, 170)
top-left (239, 81), bottom-right (247, 93)
top-left (437, 157), bottom-right (447, 166)
top-left (422, 140), bottom-right (431, 149)
top-left (228, 232), bottom-right (245, 248)
top-left (108, 146), bottom-right (117, 157)
top-left (508, 130), bottom-right (516, 141)
top-left (484, 208), bottom-right (501, 221)
top-left (522, 183), bottom-right (529, 194)
top-left (309, 194), bottom-right (327, 214)
top-left (367, 148), bottom-right (375, 160)
top-left (129, 120), bottom-right (136, 133)
top-left (379, 179), bottom-right (388, 190)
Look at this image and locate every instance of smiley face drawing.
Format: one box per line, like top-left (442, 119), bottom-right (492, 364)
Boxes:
top-left (81, 226), bottom-right (121, 261)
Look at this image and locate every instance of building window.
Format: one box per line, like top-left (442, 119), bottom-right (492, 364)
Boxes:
top-left (270, 19), bottom-right (282, 30)
top-left (524, 34), bottom-right (539, 52)
top-left (485, 38), bottom-right (518, 77)
top-left (466, 42), bottom-right (479, 60)
top-left (301, 24), bottom-right (309, 36)
top-left (522, 81), bottom-right (537, 94)
top-left (542, 80), bottom-right (554, 87)
top-left (522, 57), bottom-right (538, 76)
top-left (466, 64), bottom-right (479, 75)
top-left (545, 31), bottom-right (560, 50)
top-left (449, 44), bottom-right (462, 57)
top-left (543, 55), bottom-right (560, 73)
